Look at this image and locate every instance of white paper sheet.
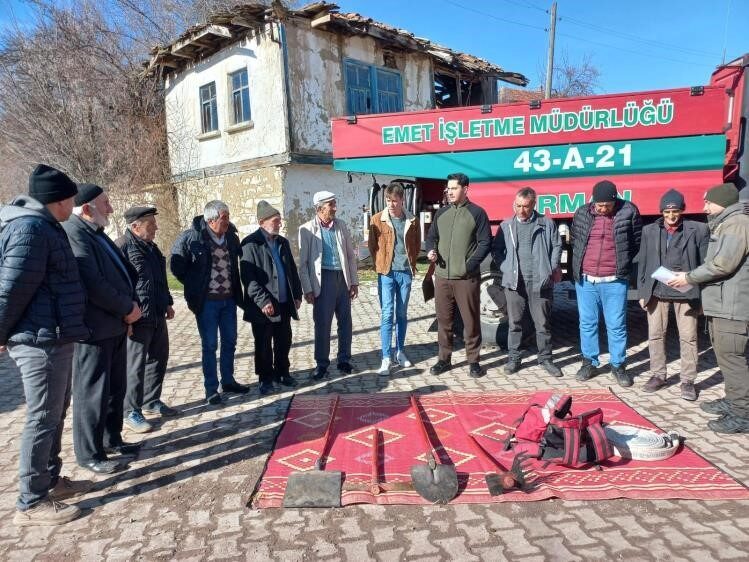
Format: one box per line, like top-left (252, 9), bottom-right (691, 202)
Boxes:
top-left (651, 266), bottom-right (693, 294)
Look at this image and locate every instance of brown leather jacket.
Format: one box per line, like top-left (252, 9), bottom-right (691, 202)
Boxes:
top-left (368, 210), bottom-right (421, 275)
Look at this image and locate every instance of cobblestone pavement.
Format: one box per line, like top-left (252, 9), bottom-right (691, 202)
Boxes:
top-left (0, 281), bottom-right (748, 561)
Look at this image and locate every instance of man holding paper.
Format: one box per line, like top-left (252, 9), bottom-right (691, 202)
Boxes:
top-left (637, 189), bottom-right (709, 401)
top-left (669, 183), bottom-right (749, 433)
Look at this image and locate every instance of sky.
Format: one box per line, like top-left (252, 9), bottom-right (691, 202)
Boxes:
top-left (0, 0), bottom-right (746, 94)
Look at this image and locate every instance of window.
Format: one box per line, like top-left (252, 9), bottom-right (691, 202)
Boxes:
top-left (344, 60), bottom-right (403, 115)
top-left (199, 81), bottom-right (218, 133)
top-left (229, 68), bottom-right (251, 124)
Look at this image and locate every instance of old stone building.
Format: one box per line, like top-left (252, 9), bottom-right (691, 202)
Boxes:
top-left (147, 1), bottom-right (527, 251)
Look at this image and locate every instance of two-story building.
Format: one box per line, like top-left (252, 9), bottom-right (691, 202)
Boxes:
top-left (147, 1), bottom-right (527, 250)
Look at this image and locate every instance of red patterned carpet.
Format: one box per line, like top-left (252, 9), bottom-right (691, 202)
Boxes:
top-left (251, 390), bottom-right (749, 507)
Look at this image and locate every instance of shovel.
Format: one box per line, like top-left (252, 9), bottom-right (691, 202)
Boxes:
top-left (283, 395), bottom-right (342, 508)
top-left (409, 394), bottom-right (459, 504)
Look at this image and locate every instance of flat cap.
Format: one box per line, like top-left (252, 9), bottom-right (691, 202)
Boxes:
top-left (124, 206), bottom-right (158, 224)
top-left (313, 190), bottom-right (336, 206)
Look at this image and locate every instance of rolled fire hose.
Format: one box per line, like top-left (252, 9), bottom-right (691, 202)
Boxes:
top-left (604, 425), bottom-right (681, 461)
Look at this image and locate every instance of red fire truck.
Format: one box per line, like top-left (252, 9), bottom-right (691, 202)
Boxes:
top-left (331, 54), bottom-right (748, 342)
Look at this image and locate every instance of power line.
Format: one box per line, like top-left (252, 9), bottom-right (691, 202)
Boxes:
top-left (439, 0), bottom-right (546, 31)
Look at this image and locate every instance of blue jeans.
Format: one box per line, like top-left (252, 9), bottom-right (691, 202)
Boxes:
top-left (8, 342), bottom-right (73, 510)
top-left (575, 278), bottom-right (628, 368)
top-left (378, 270), bottom-right (413, 360)
top-left (196, 298), bottom-right (238, 397)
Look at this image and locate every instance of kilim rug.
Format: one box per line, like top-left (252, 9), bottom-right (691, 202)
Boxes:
top-left (251, 390), bottom-right (749, 507)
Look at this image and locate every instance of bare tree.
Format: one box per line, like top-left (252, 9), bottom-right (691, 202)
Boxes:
top-left (537, 51), bottom-right (601, 99)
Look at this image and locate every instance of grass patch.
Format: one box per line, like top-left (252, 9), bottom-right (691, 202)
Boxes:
top-left (167, 272), bottom-right (183, 291)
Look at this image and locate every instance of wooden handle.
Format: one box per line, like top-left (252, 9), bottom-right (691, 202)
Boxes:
top-left (315, 394), bottom-right (340, 469)
top-left (410, 394), bottom-right (437, 462)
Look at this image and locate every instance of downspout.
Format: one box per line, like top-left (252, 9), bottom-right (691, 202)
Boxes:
top-left (279, 21), bottom-right (294, 160)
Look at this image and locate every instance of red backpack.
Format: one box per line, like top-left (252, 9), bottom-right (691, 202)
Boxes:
top-left (504, 393), bottom-right (613, 468)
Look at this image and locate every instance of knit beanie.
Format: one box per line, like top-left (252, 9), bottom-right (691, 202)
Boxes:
top-left (592, 180), bottom-right (618, 203)
top-left (74, 183), bottom-right (104, 206)
top-left (28, 164), bottom-right (78, 204)
top-left (704, 183), bottom-right (739, 208)
top-left (257, 200), bottom-right (280, 222)
top-left (660, 189), bottom-right (685, 211)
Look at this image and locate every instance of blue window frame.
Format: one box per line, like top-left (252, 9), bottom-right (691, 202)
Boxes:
top-left (344, 59), bottom-right (403, 115)
top-left (199, 81), bottom-right (218, 133)
top-left (229, 68), bottom-right (251, 124)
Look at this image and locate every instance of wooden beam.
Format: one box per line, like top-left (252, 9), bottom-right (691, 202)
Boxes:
top-left (310, 13), bottom-right (332, 28)
top-left (171, 25), bottom-right (231, 55)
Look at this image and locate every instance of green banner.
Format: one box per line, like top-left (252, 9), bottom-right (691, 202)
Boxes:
top-left (333, 135), bottom-right (726, 181)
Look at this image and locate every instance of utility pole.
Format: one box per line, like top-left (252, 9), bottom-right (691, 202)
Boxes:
top-left (544, 1), bottom-right (557, 99)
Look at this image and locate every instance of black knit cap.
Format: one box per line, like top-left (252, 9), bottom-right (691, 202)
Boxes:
top-left (28, 164), bottom-right (78, 204)
top-left (704, 182), bottom-right (739, 208)
top-left (660, 188), bottom-right (685, 211)
top-left (592, 180), bottom-right (618, 203)
top-left (74, 183), bottom-right (104, 206)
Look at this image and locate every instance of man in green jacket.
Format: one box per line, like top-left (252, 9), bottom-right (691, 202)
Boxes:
top-left (425, 173), bottom-right (491, 378)
top-left (669, 182), bottom-right (749, 433)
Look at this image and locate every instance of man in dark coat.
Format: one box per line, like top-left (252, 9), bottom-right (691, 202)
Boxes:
top-left (571, 180), bottom-right (642, 387)
top-left (63, 184), bottom-right (142, 475)
top-left (170, 200), bottom-right (248, 405)
top-left (0, 165), bottom-right (91, 526)
top-left (240, 201), bottom-right (303, 395)
top-left (636, 189), bottom-right (709, 401)
top-left (117, 206), bottom-right (177, 433)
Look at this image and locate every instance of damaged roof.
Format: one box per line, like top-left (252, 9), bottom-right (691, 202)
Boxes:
top-left (146, 1), bottom-right (528, 86)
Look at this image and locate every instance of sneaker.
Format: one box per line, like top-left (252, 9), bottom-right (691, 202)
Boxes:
top-left (707, 412), bottom-right (749, 434)
top-left (576, 360), bottom-right (596, 381)
top-left (142, 400), bottom-right (179, 417)
top-left (540, 360), bottom-right (562, 378)
top-left (429, 359), bottom-right (452, 375)
top-left (221, 381), bottom-right (250, 394)
top-left (259, 382), bottom-right (275, 396)
top-left (469, 363), bottom-right (484, 378)
top-left (396, 350), bottom-right (413, 368)
top-left (680, 381), bottom-right (697, 402)
top-left (612, 365), bottom-right (633, 388)
top-left (13, 499), bottom-right (80, 527)
top-left (643, 375), bottom-right (667, 393)
top-left (206, 393), bottom-right (222, 406)
top-left (701, 398), bottom-right (731, 416)
top-left (49, 476), bottom-right (93, 501)
top-left (377, 358), bottom-right (392, 375)
top-left (124, 411), bottom-right (153, 434)
top-left (503, 360), bottom-right (521, 375)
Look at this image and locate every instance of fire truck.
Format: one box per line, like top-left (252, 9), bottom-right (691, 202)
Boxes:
top-left (331, 54), bottom-right (748, 343)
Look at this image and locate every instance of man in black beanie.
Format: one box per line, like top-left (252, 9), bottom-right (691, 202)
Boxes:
top-left (669, 182), bottom-right (749, 433)
top-left (636, 189), bottom-right (709, 400)
top-left (0, 165), bottom-right (91, 526)
top-left (571, 179), bottom-right (642, 387)
top-left (63, 184), bottom-right (143, 473)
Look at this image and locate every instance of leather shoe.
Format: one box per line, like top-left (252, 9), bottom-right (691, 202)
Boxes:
top-left (259, 382), bottom-right (275, 395)
top-left (430, 359), bottom-right (452, 375)
top-left (337, 362), bottom-right (355, 374)
top-left (311, 368), bottom-right (328, 380)
top-left (643, 375), bottom-right (667, 393)
top-left (80, 460), bottom-right (121, 475)
top-left (277, 375), bottom-right (297, 387)
top-left (105, 442), bottom-right (142, 456)
top-left (468, 363), bottom-right (484, 378)
top-left (612, 365), bottom-right (633, 387)
top-left (222, 381), bottom-right (250, 394)
top-left (576, 360), bottom-right (596, 381)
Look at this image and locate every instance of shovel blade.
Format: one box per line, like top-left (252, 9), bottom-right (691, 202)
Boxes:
top-left (283, 470), bottom-right (342, 508)
top-left (410, 464), bottom-right (459, 504)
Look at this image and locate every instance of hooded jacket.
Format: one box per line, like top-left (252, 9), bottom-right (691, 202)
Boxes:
top-left (0, 196), bottom-right (88, 345)
top-left (170, 215), bottom-right (244, 314)
top-left (686, 203), bottom-right (749, 321)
